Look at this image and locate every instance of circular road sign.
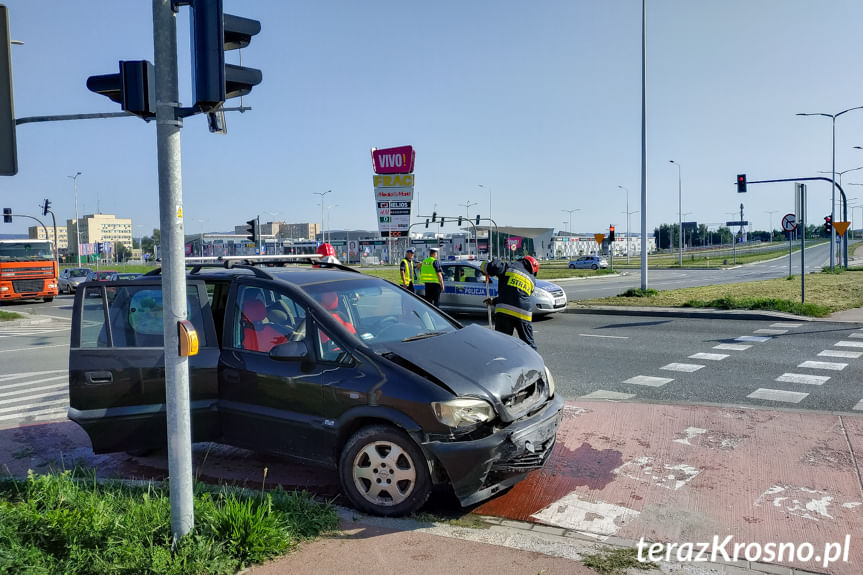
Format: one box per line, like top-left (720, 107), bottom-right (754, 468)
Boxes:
top-left (781, 213), bottom-right (797, 232)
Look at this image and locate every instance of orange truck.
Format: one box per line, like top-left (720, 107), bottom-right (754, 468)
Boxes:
top-left (0, 239), bottom-right (59, 303)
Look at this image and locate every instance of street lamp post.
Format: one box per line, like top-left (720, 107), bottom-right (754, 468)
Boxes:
top-left (561, 209), bottom-right (580, 260)
top-left (765, 210), bottom-right (778, 243)
top-left (458, 200), bottom-right (478, 255)
top-left (313, 190), bottom-right (332, 244)
top-left (669, 160), bottom-right (682, 266)
top-left (68, 172), bottom-right (82, 266)
top-left (796, 106), bottom-right (863, 268)
top-left (618, 185), bottom-right (633, 264)
top-left (478, 184), bottom-right (492, 258)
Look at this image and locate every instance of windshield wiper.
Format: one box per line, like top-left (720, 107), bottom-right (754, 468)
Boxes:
top-left (402, 331), bottom-right (447, 342)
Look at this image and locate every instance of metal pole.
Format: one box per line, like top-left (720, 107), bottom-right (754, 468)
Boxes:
top-left (640, 0), bottom-right (648, 290)
top-left (153, 0), bottom-right (193, 540)
top-left (800, 184), bottom-right (806, 302)
top-left (670, 160), bottom-right (682, 266)
top-left (68, 172), bottom-right (82, 265)
top-left (831, 117), bottom-right (836, 268)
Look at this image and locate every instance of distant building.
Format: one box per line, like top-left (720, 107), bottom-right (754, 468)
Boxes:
top-left (29, 225), bottom-right (68, 250)
top-left (232, 221), bottom-right (320, 242)
top-left (66, 213), bottom-right (133, 258)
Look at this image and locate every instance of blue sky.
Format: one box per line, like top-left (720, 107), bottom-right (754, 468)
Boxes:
top-left (3, 0), bottom-right (863, 239)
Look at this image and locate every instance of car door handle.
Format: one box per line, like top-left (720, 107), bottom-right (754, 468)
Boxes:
top-left (85, 371), bottom-right (113, 385)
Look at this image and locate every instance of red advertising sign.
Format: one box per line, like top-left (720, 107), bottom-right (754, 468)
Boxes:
top-left (372, 145), bottom-right (415, 174)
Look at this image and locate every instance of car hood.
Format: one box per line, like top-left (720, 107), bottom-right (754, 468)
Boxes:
top-left (535, 279), bottom-right (561, 291)
top-left (382, 324), bottom-right (547, 422)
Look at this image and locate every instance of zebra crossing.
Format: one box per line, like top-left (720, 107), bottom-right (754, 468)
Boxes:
top-left (0, 370), bottom-right (69, 427)
top-left (579, 320), bottom-right (863, 412)
top-left (0, 323), bottom-right (70, 338)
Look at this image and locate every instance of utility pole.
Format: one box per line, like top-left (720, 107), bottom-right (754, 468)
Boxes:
top-left (153, 0), bottom-right (194, 539)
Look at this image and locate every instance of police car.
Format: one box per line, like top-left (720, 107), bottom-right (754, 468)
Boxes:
top-left (418, 260), bottom-right (567, 316)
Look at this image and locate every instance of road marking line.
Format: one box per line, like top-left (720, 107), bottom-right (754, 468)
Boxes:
top-left (689, 353), bottom-right (729, 361)
top-left (660, 363), bottom-right (705, 373)
top-left (714, 343), bottom-right (752, 351)
top-left (0, 405), bottom-right (68, 422)
top-left (0, 397), bottom-right (68, 415)
top-left (798, 360), bottom-right (847, 371)
top-left (835, 341), bottom-right (863, 348)
top-left (0, 370), bottom-right (66, 381)
top-left (776, 373), bottom-right (831, 385)
top-left (854, 400), bottom-right (863, 411)
top-left (0, 344), bottom-right (70, 354)
top-left (531, 493), bottom-right (640, 536)
top-left (818, 350), bottom-right (863, 359)
top-left (578, 333), bottom-right (629, 339)
top-left (624, 375), bottom-right (674, 387)
top-left (748, 388), bottom-right (809, 403)
top-left (735, 335), bottom-right (772, 343)
top-left (579, 390), bottom-right (636, 400)
top-left (0, 383), bottom-right (66, 399)
top-left (771, 322), bottom-right (802, 328)
top-left (848, 333), bottom-right (863, 339)
top-left (754, 329), bottom-right (788, 335)
top-left (0, 375), bottom-right (67, 390)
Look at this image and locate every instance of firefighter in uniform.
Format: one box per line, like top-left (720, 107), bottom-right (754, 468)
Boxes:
top-left (419, 247), bottom-right (444, 307)
top-left (481, 255), bottom-right (539, 350)
top-left (400, 248), bottom-right (417, 292)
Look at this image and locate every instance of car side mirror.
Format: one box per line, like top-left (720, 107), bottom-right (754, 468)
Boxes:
top-left (269, 340), bottom-right (309, 361)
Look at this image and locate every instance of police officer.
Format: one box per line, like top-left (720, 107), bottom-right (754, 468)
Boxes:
top-left (419, 247), bottom-right (444, 307)
top-left (400, 248), bottom-right (417, 292)
top-left (481, 255), bottom-right (539, 350)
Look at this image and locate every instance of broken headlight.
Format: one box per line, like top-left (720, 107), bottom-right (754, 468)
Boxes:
top-left (431, 398), bottom-right (496, 428)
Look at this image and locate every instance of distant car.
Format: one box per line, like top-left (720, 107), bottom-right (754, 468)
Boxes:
top-left (58, 267), bottom-right (90, 294)
top-left (417, 261), bottom-right (567, 316)
top-left (568, 256), bottom-right (608, 270)
top-left (86, 270), bottom-right (120, 282)
top-left (117, 273), bottom-right (140, 280)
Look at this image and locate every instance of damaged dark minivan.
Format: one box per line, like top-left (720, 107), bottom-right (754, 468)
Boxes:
top-left (68, 260), bottom-right (563, 516)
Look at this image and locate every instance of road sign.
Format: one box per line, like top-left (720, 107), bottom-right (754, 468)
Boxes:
top-left (833, 221), bottom-right (850, 237)
top-left (781, 213), bottom-right (797, 232)
top-left (594, 233), bottom-right (605, 245)
top-left (725, 220), bottom-right (748, 227)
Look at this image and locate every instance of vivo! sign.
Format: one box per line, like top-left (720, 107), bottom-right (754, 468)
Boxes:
top-left (371, 145), bottom-right (415, 174)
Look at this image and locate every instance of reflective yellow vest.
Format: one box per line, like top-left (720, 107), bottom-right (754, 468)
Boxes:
top-left (419, 257), bottom-right (440, 284)
top-left (401, 258), bottom-right (415, 285)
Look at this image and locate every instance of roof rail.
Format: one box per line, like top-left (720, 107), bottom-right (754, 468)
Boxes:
top-left (142, 254), bottom-right (362, 276)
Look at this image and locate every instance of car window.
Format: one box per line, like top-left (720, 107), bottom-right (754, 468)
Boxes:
top-left (79, 284), bottom-right (208, 349)
top-left (232, 284), bottom-right (307, 353)
top-left (461, 266), bottom-right (482, 283)
top-left (303, 279), bottom-right (456, 345)
top-left (70, 269), bottom-right (89, 277)
top-left (442, 266), bottom-right (455, 282)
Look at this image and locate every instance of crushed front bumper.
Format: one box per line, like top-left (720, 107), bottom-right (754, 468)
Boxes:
top-left (422, 393), bottom-right (564, 507)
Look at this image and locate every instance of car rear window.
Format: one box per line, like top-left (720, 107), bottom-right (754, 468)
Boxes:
top-left (79, 284), bottom-right (209, 349)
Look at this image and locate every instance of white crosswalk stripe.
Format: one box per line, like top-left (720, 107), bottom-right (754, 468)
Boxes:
top-left (835, 341), bottom-right (863, 348)
top-left (818, 349), bottom-right (863, 359)
top-left (713, 343), bottom-right (751, 351)
top-left (754, 329), bottom-right (788, 335)
top-left (748, 388), bottom-right (809, 403)
top-left (624, 375), bottom-right (674, 387)
top-left (735, 335), bottom-right (772, 343)
top-left (854, 400), bottom-right (863, 411)
top-left (660, 363), bottom-right (705, 373)
top-left (770, 322), bottom-right (802, 328)
top-left (0, 370), bottom-right (69, 426)
top-left (579, 390), bottom-right (636, 400)
top-left (689, 353), bottom-right (729, 361)
top-left (775, 373), bottom-right (830, 385)
top-left (797, 360), bottom-right (847, 371)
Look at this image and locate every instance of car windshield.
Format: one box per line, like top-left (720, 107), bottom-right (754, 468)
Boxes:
top-left (301, 278), bottom-right (458, 346)
top-left (0, 241), bottom-right (54, 262)
top-left (70, 269), bottom-right (89, 277)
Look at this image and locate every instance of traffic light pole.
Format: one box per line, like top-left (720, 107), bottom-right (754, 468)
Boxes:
top-left (153, 0), bottom-right (194, 541)
top-left (743, 176), bottom-right (848, 268)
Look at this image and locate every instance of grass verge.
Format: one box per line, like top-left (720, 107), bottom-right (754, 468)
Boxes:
top-left (581, 547), bottom-right (657, 574)
top-left (0, 310), bottom-right (24, 322)
top-left (0, 468), bottom-right (339, 575)
top-left (578, 267), bottom-right (863, 317)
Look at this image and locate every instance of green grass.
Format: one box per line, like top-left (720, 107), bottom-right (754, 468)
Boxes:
top-left (0, 468), bottom-right (339, 575)
top-left (581, 547), bottom-right (657, 575)
top-left (578, 267), bottom-right (863, 317)
top-left (0, 310), bottom-right (24, 322)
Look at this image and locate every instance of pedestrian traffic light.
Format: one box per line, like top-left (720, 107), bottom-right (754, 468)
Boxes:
top-left (609, 225), bottom-right (615, 242)
top-left (0, 6), bottom-right (17, 176)
top-left (2, 207), bottom-right (10, 223)
top-left (42, 198), bottom-right (51, 216)
top-left (246, 218), bottom-right (257, 243)
top-left (190, 0), bottom-right (262, 112)
top-left (86, 60), bottom-right (156, 119)
top-left (824, 215), bottom-right (832, 235)
top-left (736, 174), bottom-right (747, 193)
top-left (458, 216), bottom-right (463, 226)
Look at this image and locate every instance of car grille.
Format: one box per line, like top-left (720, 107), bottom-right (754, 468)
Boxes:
top-left (500, 373), bottom-right (546, 420)
top-left (548, 288), bottom-right (564, 298)
top-left (12, 279), bottom-right (44, 293)
top-left (492, 436), bottom-right (556, 473)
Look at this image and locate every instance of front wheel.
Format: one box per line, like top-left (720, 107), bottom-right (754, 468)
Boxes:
top-left (339, 425), bottom-right (431, 517)
top-left (43, 297), bottom-right (54, 303)
top-left (568, 264), bottom-right (575, 269)
top-left (591, 264), bottom-right (598, 270)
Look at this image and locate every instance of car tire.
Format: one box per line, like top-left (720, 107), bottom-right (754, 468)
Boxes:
top-left (339, 424), bottom-right (432, 517)
top-left (591, 264), bottom-right (597, 270)
top-left (44, 297), bottom-right (53, 303)
top-left (568, 264), bottom-right (575, 269)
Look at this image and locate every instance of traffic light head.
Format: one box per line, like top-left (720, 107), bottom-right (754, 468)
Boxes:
top-left (824, 215), bottom-right (833, 235)
top-left (431, 211), bottom-right (437, 223)
top-left (246, 218), bottom-right (257, 242)
top-left (609, 225), bottom-right (615, 241)
top-left (475, 214), bottom-right (480, 226)
top-left (42, 198), bottom-right (51, 216)
top-left (190, 0), bottom-right (262, 111)
top-left (424, 218), bottom-right (429, 228)
top-left (457, 216), bottom-right (463, 226)
top-left (440, 217), bottom-right (445, 227)
top-left (2, 207), bottom-right (10, 223)
top-left (86, 60), bottom-right (156, 119)
top-left (737, 174), bottom-right (747, 193)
